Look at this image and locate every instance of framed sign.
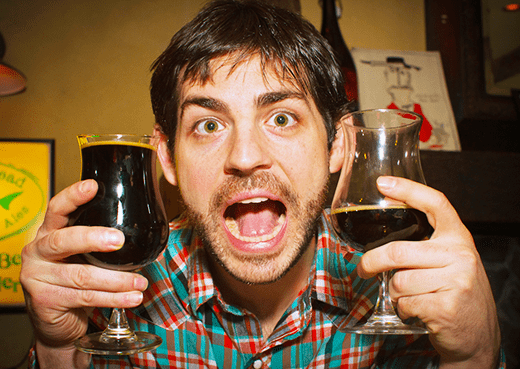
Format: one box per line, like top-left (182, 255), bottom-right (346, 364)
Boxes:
top-left (0, 139), bottom-right (54, 310)
top-left (351, 48), bottom-right (461, 151)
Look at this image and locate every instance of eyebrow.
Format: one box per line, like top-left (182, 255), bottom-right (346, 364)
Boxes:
top-left (256, 91), bottom-right (307, 107)
top-left (180, 90), bottom-right (308, 119)
top-left (180, 97), bottom-right (228, 119)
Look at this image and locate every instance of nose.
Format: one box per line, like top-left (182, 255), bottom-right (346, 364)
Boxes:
top-left (224, 125), bottom-right (272, 176)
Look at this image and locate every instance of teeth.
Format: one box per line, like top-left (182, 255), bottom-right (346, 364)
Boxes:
top-left (225, 213), bottom-right (286, 242)
top-left (239, 197), bottom-right (268, 204)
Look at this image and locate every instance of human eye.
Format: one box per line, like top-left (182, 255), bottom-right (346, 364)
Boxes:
top-left (195, 119), bottom-right (224, 135)
top-left (268, 112), bottom-right (297, 128)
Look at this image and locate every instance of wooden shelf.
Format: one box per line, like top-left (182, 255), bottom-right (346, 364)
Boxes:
top-left (326, 150), bottom-right (520, 237)
top-left (421, 150), bottom-right (520, 236)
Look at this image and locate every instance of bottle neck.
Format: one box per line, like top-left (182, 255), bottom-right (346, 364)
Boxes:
top-left (320, 0), bottom-right (359, 103)
top-left (320, 0), bottom-right (349, 52)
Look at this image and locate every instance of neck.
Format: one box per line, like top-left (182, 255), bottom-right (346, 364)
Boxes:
top-left (389, 89), bottom-right (413, 108)
top-left (210, 239), bottom-right (316, 339)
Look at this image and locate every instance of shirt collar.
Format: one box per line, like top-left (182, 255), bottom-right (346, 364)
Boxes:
top-left (186, 237), bottom-right (219, 314)
top-left (311, 210), bottom-right (361, 311)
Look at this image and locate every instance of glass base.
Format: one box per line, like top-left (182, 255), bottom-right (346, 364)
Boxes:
top-left (345, 313), bottom-right (429, 335)
top-left (75, 331), bottom-right (162, 355)
top-left (343, 271), bottom-right (430, 335)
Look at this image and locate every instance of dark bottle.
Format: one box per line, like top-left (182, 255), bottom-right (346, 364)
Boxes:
top-left (320, 0), bottom-right (359, 105)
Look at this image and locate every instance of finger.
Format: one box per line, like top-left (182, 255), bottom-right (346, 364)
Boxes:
top-left (358, 240), bottom-right (451, 278)
top-left (40, 263), bottom-right (149, 293)
top-left (77, 290), bottom-right (144, 309)
top-left (29, 280), bottom-right (145, 310)
top-left (388, 242), bottom-right (482, 299)
top-left (389, 267), bottom-right (447, 299)
top-left (393, 288), bottom-right (479, 335)
top-left (31, 226), bottom-right (124, 261)
top-left (376, 176), bottom-right (465, 233)
top-left (393, 291), bottom-right (454, 329)
top-left (39, 180), bottom-right (99, 235)
top-left (20, 263), bottom-right (148, 315)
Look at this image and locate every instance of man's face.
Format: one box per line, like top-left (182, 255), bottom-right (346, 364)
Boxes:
top-left (385, 64), bottom-right (412, 88)
top-left (163, 55), bottom-right (342, 284)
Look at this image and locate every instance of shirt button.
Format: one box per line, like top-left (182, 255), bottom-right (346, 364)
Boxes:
top-left (253, 359), bottom-right (262, 369)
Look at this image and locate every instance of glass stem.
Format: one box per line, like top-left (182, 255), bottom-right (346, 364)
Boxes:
top-left (368, 271), bottom-right (401, 322)
top-left (100, 308), bottom-right (137, 343)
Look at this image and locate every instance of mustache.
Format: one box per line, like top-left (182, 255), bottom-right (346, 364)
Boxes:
top-left (210, 172), bottom-right (298, 210)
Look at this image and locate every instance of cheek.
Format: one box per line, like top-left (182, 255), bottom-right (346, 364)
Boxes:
top-left (284, 143), bottom-right (330, 195)
top-left (178, 172), bottom-right (215, 214)
top-left (175, 153), bottom-right (219, 212)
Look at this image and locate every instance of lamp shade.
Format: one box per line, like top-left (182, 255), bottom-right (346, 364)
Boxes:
top-left (0, 64), bottom-right (26, 96)
top-left (0, 31), bottom-right (26, 96)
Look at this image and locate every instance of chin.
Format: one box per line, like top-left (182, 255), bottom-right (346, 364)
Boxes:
top-left (183, 171), bottom-right (328, 285)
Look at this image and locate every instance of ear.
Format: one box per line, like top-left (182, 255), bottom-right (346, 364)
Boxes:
top-left (154, 126), bottom-right (178, 186)
top-left (329, 119), bottom-right (345, 174)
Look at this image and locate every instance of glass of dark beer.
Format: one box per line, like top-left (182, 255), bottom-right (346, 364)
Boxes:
top-left (331, 109), bottom-right (433, 335)
top-left (70, 134), bottom-right (169, 354)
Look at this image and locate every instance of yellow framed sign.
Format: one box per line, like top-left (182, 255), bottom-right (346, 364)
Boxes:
top-left (0, 139), bottom-right (54, 309)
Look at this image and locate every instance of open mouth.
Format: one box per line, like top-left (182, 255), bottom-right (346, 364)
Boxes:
top-left (224, 197), bottom-right (287, 243)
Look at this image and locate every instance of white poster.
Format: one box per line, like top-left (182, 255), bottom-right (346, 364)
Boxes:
top-left (351, 48), bottom-right (461, 151)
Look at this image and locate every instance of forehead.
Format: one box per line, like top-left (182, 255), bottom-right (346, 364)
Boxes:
top-left (180, 54), bottom-right (306, 97)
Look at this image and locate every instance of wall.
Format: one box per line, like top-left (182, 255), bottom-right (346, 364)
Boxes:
top-left (0, 0), bottom-right (425, 194)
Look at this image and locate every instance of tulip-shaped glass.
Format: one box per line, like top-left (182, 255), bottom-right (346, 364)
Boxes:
top-left (70, 134), bottom-right (169, 354)
top-left (331, 109), bottom-right (432, 335)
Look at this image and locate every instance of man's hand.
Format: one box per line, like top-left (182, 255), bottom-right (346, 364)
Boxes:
top-left (357, 176), bottom-right (500, 369)
top-left (20, 180), bottom-right (149, 367)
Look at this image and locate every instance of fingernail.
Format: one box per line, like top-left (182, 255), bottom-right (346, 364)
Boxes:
top-left (134, 276), bottom-right (148, 291)
top-left (377, 176), bottom-right (396, 189)
top-left (79, 180), bottom-right (93, 193)
top-left (128, 292), bottom-right (143, 305)
top-left (105, 230), bottom-right (124, 248)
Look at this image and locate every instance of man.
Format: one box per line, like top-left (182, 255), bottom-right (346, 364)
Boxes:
top-left (21, 0), bottom-right (503, 368)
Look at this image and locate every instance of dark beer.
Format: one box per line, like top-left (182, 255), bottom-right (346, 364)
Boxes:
top-left (331, 205), bottom-right (433, 252)
top-left (70, 141), bottom-right (169, 271)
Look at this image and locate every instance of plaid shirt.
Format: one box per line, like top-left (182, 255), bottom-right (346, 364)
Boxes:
top-left (30, 211), bottom-right (506, 368)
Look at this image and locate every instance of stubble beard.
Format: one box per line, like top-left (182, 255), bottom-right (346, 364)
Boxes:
top-left (183, 172), bottom-right (328, 285)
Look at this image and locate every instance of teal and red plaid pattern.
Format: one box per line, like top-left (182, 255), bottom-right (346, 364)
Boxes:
top-left (30, 211), bottom-right (506, 368)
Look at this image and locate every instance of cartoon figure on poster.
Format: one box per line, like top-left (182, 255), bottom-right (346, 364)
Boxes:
top-left (361, 57), bottom-right (450, 149)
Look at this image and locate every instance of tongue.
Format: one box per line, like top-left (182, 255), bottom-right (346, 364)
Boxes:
top-left (235, 203), bottom-right (279, 237)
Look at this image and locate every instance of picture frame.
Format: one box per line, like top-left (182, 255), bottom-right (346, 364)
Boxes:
top-left (425, 0), bottom-right (517, 123)
top-left (0, 138), bottom-right (55, 312)
top-left (480, 0), bottom-right (520, 97)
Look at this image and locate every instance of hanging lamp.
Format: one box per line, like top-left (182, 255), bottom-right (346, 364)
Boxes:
top-left (0, 31), bottom-right (26, 96)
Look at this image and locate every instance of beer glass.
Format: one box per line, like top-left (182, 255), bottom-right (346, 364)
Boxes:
top-left (331, 109), bottom-right (432, 335)
top-left (70, 134), bottom-right (169, 354)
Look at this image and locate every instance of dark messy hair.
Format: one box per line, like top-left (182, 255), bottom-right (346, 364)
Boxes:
top-left (150, 0), bottom-right (352, 151)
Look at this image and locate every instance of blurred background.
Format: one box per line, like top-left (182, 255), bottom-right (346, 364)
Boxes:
top-left (0, 0), bottom-right (425, 194)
